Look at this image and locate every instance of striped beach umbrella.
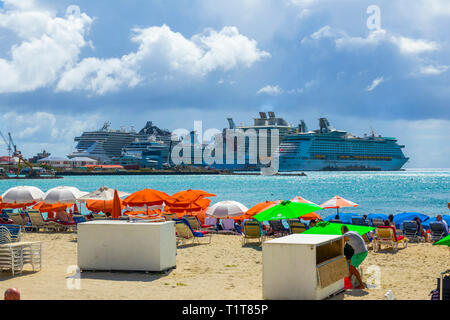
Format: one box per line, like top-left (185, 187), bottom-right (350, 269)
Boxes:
top-left (320, 195), bottom-right (358, 215)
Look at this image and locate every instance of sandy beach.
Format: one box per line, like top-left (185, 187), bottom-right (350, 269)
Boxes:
top-left (1, 232), bottom-right (448, 300)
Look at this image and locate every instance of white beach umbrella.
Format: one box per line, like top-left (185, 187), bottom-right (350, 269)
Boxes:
top-left (206, 200), bottom-right (249, 218)
top-left (77, 186), bottom-right (130, 201)
top-left (43, 186), bottom-right (88, 204)
top-left (1, 186), bottom-right (44, 204)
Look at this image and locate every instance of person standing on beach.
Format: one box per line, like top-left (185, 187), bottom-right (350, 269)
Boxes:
top-left (341, 225), bottom-right (367, 289)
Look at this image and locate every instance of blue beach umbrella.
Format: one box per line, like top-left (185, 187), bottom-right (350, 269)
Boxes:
top-left (393, 212), bottom-right (430, 229)
top-left (422, 215), bottom-right (450, 230)
top-left (324, 212), bottom-right (361, 224)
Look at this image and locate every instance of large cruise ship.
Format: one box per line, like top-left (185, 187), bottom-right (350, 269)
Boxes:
top-left (277, 118), bottom-right (409, 171)
top-left (69, 121), bottom-right (172, 163)
top-left (210, 112), bottom-right (295, 170)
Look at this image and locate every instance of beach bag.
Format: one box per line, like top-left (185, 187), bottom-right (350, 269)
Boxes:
top-left (430, 275), bottom-right (450, 300)
top-left (430, 289), bottom-right (440, 300)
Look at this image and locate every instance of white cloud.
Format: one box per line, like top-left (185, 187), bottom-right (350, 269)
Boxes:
top-left (0, 4), bottom-right (93, 93)
top-left (366, 77), bottom-right (385, 92)
top-left (0, 4), bottom-right (269, 95)
top-left (257, 85), bottom-right (282, 95)
top-left (304, 26), bottom-right (439, 55)
top-left (57, 25), bottom-right (270, 94)
top-left (419, 64), bottom-right (449, 75)
top-left (391, 36), bottom-right (438, 54)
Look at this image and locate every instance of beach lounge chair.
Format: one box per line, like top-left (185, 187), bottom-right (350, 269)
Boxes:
top-left (288, 220), bottom-right (307, 234)
top-left (27, 210), bottom-right (62, 232)
top-left (373, 226), bottom-right (408, 252)
top-left (429, 222), bottom-right (448, 242)
top-left (218, 218), bottom-right (238, 234)
top-left (269, 220), bottom-right (289, 237)
top-left (0, 226), bottom-right (42, 275)
top-left (371, 218), bottom-right (385, 228)
top-left (0, 227), bottom-right (23, 276)
top-left (0, 210), bottom-right (10, 221)
top-left (242, 220), bottom-right (265, 246)
top-left (361, 233), bottom-right (372, 249)
top-left (8, 213), bottom-right (27, 230)
top-left (2, 225), bottom-right (21, 242)
top-left (352, 217), bottom-right (368, 226)
top-left (162, 213), bottom-right (177, 221)
top-left (402, 221), bottom-right (422, 243)
top-left (72, 215), bottom-right (87, 224)
top-left (91, 213), bottom-right (108, 220)
top-left (183, 215), bottom-right (213, 231)
top-left (174, 219), bottom-right (211, 245)
top-left (205, 216), bottom-right (218, 228)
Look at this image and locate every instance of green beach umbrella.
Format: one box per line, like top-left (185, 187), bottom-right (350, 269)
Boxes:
top-left (253, 200), bottom-right (323, 222)
top-left (302, 221), bottom-right (375, 236)
top-left (433, 234), bottom-right (450, 247)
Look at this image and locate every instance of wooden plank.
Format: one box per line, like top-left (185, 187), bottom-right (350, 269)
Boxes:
top-left (317, 256), bottom-right (348, 288)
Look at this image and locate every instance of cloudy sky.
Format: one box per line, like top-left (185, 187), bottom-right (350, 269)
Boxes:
top-left (0, 0), bottom-right (449, 168)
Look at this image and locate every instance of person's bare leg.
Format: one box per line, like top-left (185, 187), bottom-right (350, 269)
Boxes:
top-left (349, 265), bottom-right (365, 289)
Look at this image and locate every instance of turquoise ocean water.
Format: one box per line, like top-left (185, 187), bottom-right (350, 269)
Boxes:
top-left (1, 169), bottom-right (449, 219)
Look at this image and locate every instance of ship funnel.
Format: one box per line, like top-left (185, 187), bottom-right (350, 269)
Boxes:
top-left (299, 120), bottom-right (308, 133)
top-left (227, 118), bottom-right (236, 129)
top-left (259, 112), bottom-right (267, 119)
top-left (318, 118), bottom-right (336, 133)
top-left (268, 111), bottom-right (275, 118)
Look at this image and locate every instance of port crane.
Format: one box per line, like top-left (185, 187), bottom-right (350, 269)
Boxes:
top-left (0, 130), bottom-right (34, 177)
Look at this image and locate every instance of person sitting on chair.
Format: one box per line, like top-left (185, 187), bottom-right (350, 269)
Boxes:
top-left (413, 217), bottom-right (431, 242)
top-left (55, 208), bottom-right (75, 225)
top-left (381, 220), bottom-right (405, 241)
top-left (436, 215), bottom-right (449, 236)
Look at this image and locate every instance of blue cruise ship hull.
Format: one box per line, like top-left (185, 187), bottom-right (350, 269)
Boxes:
top-left (278, 158), bottom-right (408, 171)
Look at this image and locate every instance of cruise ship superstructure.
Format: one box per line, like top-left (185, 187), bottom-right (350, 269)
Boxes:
top-left (277, 118), bottom-right (409, 171)
top-left (69, 121), bottom-right (172, 163)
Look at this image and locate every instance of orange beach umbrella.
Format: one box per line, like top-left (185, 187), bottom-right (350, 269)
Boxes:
top-left (123, 189), bottom-right (169, 207)
top-left (299, 212), bottom-right (322, 221)
top-left (164, 189), bottom-right (215, 208)
top-left (232, 200), bottom-right (281, 221)
top-left (111, 189), bottom-right (122, 220)
top-left (33, 201), bottom-right (73, 213)
top-left (86, 199), bottom-right (124, 213)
